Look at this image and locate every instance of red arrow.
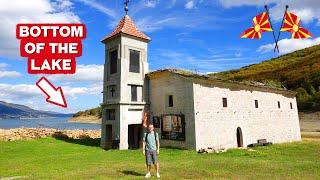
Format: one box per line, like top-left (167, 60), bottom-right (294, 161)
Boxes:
top-left (36, 77), bottom-right (67, 108)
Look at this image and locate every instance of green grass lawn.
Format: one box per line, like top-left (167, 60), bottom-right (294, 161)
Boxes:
top-left (0, 138), bottom-right (319, 179)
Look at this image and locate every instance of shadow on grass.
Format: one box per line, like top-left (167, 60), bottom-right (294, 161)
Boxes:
top-left (52, 132), bottom-right (101, 147)
top-left (161, 146), bottom-right (187, 150)
top-left (121, 170), bottom-right (144, 177)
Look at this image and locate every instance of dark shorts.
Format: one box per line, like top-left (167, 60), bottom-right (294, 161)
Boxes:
top-left (145, 150), bottom-right (157, 165)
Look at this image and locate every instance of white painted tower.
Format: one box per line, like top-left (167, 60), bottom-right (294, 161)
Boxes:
top-left (100, 15), bottom-right (151, 149)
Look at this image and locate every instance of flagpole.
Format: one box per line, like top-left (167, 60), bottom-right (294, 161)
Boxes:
top-left (264, 5), bottom-right (279, 53)
top-left (274, 5), bottom-right (289, 53)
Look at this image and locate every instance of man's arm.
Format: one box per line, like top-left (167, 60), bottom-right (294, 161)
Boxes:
top-left (156, 140), bottom-right (160, 154)
top-left (156, 133), bottom-right (160, 155)
top-left (142, 132), bottom-right (146, 156)
top-left (142, 140), bottom-right (146, 155)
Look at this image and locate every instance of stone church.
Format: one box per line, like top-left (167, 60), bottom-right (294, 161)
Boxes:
top-left (100, 15), bottom-right (301, 151)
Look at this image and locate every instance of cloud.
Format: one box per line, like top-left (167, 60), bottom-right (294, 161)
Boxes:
top-left (63, 84), bottom-right (102, 97)
top-left (0, 71), bottom-right (21, 78)
top-left (52, 0), bottom-right (73, 10)
top-left (0, 63), bottom-right (8, 70)
top-left (0, 0), bottom-right (80, 58)
top-left (73, 0), bottom-right (233, 33)
top-left (270, 1), bottom-right (320, 24)
top-left (78, 0), bottom-right (117, 19)
top-left (135, 13), bottom-right (226, 32)
top-left (151, 48), bottom-right (254, 73)
top-left (0, 82), bottom-right (101, 100)
top-left (0, 62), bottom-right (22, 78)
top-left (218, 0), bottom-right (276, 8)
top-left (235, 52), bottom-right (242, 57)
top-left (167, 0), bottom-right (177, 8)
top-left (185, 1), bottom-right (195, 9)
top-left (258, 37), bottom-right (320, 54)
top-left (145, 0), bottom-right (158, 8)
top-left (136, 17), bottom-right (178, 32)
top-left (0, 84), bottom-right (40, 99)
top-left (218, 0), bottom-right (320, 24)
top-left (46, 64), bottom-right (103, 83)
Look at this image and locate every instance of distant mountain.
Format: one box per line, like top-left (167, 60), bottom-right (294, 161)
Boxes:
top-left (0, 101), bottom-right (72, 119)
top-left (210, 45), bottom-right (320, 111)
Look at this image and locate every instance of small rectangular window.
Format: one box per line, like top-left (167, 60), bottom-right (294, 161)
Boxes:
top-left (106, 109), bottom-right (116, 120)
top-left (129, 50), bottom-right (140, 73)
top-left (278, 101), bottom-right (281, 109)
top-left (222, 98), bottom-right (227, 107)
top-left (152, 116), bottom-right (160, 128)
top-left (108, 85), bottom-right (116, 98)
top-left (110, 50), bottom-right (117, 74)
top-left (131, 85), bottom-right (137, 102)
top-left (168, 95), bottom-right (173, 107)
top-left (255, 100), bottom-right (259, 108)
top-left (290, 102), bottom-right (293, 109)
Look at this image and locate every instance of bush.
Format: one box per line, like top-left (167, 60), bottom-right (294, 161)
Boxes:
top-left (314, 91), bottom-right (320, 102)
top-left (305, 84), bottom-right (317, 96)
top-left (296, 87), bottom-right (312, 102)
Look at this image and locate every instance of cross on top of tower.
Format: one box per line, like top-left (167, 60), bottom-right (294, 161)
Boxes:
top-left (101, 0), bottom-right (151, 42)
top-left (124, 0), bottom-right (130, 15)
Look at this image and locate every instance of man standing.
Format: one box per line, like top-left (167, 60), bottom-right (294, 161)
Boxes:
top-left (143, 124), bottom-right (160, 178)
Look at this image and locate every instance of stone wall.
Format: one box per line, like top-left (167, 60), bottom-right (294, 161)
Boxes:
top-left (149, 74), bottom-right (196, 149)
top-left (193, 82), bottom-right (301, 151)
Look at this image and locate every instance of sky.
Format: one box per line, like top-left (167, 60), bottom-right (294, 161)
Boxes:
top-left (0, 0), bottom-right (319, 113)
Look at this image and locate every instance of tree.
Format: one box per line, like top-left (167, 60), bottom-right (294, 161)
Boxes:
top-left (296, 87), bottom-right (312, 102)
top-left (308, 84), bottom-right (317, 96)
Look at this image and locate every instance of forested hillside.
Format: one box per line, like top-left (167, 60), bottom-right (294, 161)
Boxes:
top-left (72, 107), bottom-right (102, 118)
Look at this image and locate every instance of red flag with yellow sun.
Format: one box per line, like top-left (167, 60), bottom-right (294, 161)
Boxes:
top-left (280, 11), bottom-right (312, 39)
top-left (240, 5), bottom-right (313, 53)
top-left (240, 12), bottom-right (273, 39)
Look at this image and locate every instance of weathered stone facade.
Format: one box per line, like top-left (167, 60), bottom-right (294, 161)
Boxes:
top-left (148, 73), bottom-right (196, 149)
top-left (192, 81), bottom-right (301, 150)
top-left (147, 72), bottom-right (301, 150)
top-left (100, 15), bottom-right (301, 151)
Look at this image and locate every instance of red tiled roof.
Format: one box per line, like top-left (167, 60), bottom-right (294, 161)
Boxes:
top-left (102, 15), bottom-right (151, 42)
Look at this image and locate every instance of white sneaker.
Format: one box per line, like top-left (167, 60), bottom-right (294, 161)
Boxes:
top-left (156, 172), bottom-right (160, 178)
top-left (145, 172), bottom-right (151, 178)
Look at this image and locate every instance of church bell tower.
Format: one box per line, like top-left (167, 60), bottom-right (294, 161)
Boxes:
top-left (100, 7), bottom-right (151, 149)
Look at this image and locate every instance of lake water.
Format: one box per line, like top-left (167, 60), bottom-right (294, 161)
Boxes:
top-left (0, 116), bottom-right (101, 130)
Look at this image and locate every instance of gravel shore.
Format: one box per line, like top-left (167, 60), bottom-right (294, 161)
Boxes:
top-left (0, 127), bottom-right (101, 141)
top-left (68, 115), bottom-right (101, 124)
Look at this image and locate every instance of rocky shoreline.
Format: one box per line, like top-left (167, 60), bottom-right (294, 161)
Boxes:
top-left (68, 115), bottom-right (101, 124)
top-left (0, 128), bottom-right (101, 141)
